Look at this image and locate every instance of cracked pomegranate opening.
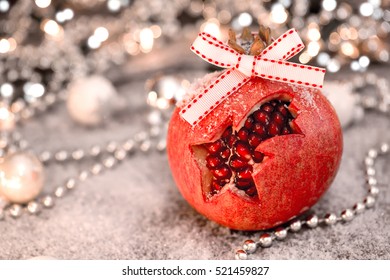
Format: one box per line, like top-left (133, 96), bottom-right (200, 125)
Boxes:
top-left (193, 99), bottom-right (301, 199)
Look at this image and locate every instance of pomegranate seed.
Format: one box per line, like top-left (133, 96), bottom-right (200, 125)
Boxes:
top-left (282, 126), bottom-right (291, 135)
top-left (235, 179), bottom-right (253, 190)
top-left (268, 123), bottom-right (280, 136)
top-left (234, 141), bottom-right (252, 161)
top-left (272, 112), bottom-right (285, 126)
top-left (220, 147), bottom-right (231, 160)
top-left (225, 134), bottom-right (237, 147)
top-left (222, 127), bottom-right (232, 139)
top-left (248, 133), bottom-right (262, 147)
top-left (229, 155), bottom-right (249, 170)
top-left (237, 128), bottom-right (249, 141)
top-left (211, 164), bottom-right (232, 180)
top-left (261, 103), bottom-right (274, 113)
top-left (276, 103), bottom-right (288, 117)
top-left (203, 99), bottom-right (296, 198)
top-left (236, 167), bottom-right (253, 180)
top-left (244, 116), bottom-right (254, 129)
top-left (253, 123), bottom-right (266, 136)
top-left (207, 140), bottom-right (224, 154)
top-left (212, 181), bottom-right (223, 192)
top-left (253, 111), bottom-right (270, 125)
top-left (252, 151), bottom-right (264, 163)
top-left (246, 186), bottom-right (257, 196)
top-left (206, 155), bottom-right (223, 169)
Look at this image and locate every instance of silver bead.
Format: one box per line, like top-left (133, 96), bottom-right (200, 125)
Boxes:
top-left (91, 163), bottom-right (103, 175)
top-left (21, 107), bottom-right (34, 120)
top-left (366, 167), bottom-right (376, 176)
top-left (150, 126), bottom-right (161, 137)
top-left (79, 171), bottom-right (89, 181)
top-left (367, 177), bottom-right (377, 186)
top-left (380, 143), bottom-right (389, 154)
top-left (156, 139), bottom-right (166, 152)
top-left (289, 220), bottom-right (302, 232)
top-left (72, 149), bottom-right (85, 160)
top-left (122, 139), bottom-right (135, 153)
top-left (11, 132), bottom-right (22, 141)
top-left (258, 233), bottom-right (273, 248)
top-left (90, 145), bottom-right (101, 157)
top-left (114, 149), bottom-right (127, 161)
top-left (324, 213), bottom-right (337, 225)
top-left (364, 196), bottom-right (375, 208)
top-left (367, 149), bottom-right (378, 159)
top-left (27, 201), bottom-right (41, 215)
top-left (65, 178), bottom-right (76, 190)
top-left (42, 195), bottom-right (55, 208)
top-left (39, 151), bottom-right (52, 163)
top-left (306, 214), bottom-right (319, 228)
top-left (353, 202), bottom-right (366, 214)
top-left (103, 157), bottom-right (116, 168)
top-left (9, 204), bottom-right (23, 218)
top-left (54, 186), bottom-right (66, 198)
top-left (134, 131), bottom-right (147, 142)
top-left (274, 227), bottom-right (288, 240)
top-left (44, 93), bottom-right (56, 106)
top-left (106, 141), bottom-right (118, 153)
top-left (341, 209), bottom-right (354, 222)
top-left (369, 186), bottom-right (379, 196)
top-left (140, 140), bottom-right (151, 152)
top-left (235, 249), bottom-right (247, 260)
top-left (18, 139), bottom-right (28, 149)
top-left (242, 240), bottom-right (257, 253)
top-left (55, 150), bottom-right (68, 161)
top-left (364, 157), bottom-right (374, 166)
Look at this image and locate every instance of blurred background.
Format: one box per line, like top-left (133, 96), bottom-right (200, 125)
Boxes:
top-left (0, 0), bottom-right (389, 109)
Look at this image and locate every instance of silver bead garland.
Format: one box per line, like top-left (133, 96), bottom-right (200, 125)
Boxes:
top-left (236, 140), bottom-right (389, 260)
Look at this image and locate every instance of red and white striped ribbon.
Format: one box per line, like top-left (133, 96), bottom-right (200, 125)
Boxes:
top-left (180, 29), bottom-right (326, 126)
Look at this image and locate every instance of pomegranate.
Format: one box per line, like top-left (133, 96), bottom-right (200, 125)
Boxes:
top-left (167, 28), bottom-right (342, 231)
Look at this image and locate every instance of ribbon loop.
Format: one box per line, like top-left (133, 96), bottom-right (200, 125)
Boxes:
top-left (181, 29), bottom-right (326, 127)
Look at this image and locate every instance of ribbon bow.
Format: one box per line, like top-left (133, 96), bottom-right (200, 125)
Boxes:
top-left (180, 29), bottom-right (326, 126)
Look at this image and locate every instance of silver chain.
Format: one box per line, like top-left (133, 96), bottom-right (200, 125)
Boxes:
top-left (0, 129), bottom-right (167, 219)
top-left (235, 141), bottom-right (388, 260)
top-left (0, 91), bottom-right (167, 220)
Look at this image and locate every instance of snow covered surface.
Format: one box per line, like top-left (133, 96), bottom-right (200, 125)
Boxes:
top-left (0, 67), bottom-right (389, 260)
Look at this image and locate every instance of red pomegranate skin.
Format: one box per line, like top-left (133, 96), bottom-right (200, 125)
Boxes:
top-left (167, 75), bottom-right (342, 231)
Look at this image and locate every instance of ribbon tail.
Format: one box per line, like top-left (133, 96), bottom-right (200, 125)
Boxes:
top-left (261, 29), bottom-right (304, 60)
top-left (180, 69), bottom-right (249, 126)
top-left (255, 59), bottom-right (326, 89)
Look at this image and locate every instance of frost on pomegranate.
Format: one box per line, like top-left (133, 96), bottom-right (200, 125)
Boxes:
top-left (192, 98), bottom-right (302, 200)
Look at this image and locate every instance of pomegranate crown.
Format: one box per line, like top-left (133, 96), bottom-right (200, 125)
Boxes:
top-left (228, 26), bottom-right (272, 56)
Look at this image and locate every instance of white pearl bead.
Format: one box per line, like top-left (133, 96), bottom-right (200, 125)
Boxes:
top-left (0, 152), bottom-right (44, 204)
top-left (66, 75), bottom-right (118, 126)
